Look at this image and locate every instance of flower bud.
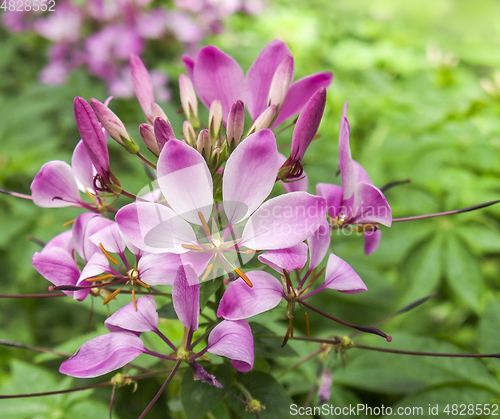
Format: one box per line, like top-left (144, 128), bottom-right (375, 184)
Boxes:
top-left (246, 104), bottom-right (276, 136)
top-left (179, 74), bottom-right (199, 128)
top-left (139, 123), bottom-right (160, 156)
top-left (267, 54), bottom-right (294, 113)
top-left (208, 100), bottom-right (223, 141)
top-left (197, 129), bottom-right (211, 159)
top-left (154, 117), bottom-right (175, 152)
top-left (183, 120), bottom-right (197, 147)
top-left (226, 100), bottom-right (245, 150)
top-left (90, 98), bottom-right (140, 155)
top-left (151, 103), bottom-right (169, 124)
top-left (130, 54), bottom-right (155, 124)
top-left (290, 87), bottom-right (326, 161)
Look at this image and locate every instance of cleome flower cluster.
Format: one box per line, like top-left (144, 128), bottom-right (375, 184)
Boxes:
top-left (28, 40), bottom-right (394, 410)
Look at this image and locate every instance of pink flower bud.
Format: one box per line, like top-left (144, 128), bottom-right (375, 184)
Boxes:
top-left (179, 74), bottom-right (199, 128)
top-left (139, 123), bottom-right (160, 156)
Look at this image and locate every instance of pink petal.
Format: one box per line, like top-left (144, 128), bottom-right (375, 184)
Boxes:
top-left (42, 230), bottom-right (74, 255)
top-left (72, 213), bottom-right (114, 261)
top-left (31, 161), bottom-right (82, 208)
top-left (322, 253), bottom-right (367, 293)
top-left (223, 129), bottom-right (278, 224)
top-left (273, 72), bottom-right (333, 127)
top-left (258, 243), bottom-right (308, 274)
top-left (173, 265), bottom-right (200, 331)
top-left (154, 117), bottom-right (175, 152)
top-left (307, 220), bottom-right (331, 270)
top-left (192, 46), bottom-right (245, 121)
top-left (283, 174), bottom-right (309, 193)
top-left (105, 295), bottom-right (159, 332)
top-left (241, 192), bottom-right (326, 250)
top-left (316, 183), bottom-right (343, 218)
top-left (138, 253), bottom-right (183, 285)
top-left (207, 320), bottom-right (254, 372)
top-left (364, 229), bottom-right (381, 255)
top-left (352, 160), bottom-right (372, 185)
top-left (116, 202), bottom-right (196, 254)
top-left (338, 102), bottom-right (356, 200)
top-left (351, 183), bottom-right (392, 227)
top-left (182, 55), bottom-right (195, 80)
top-left (245, 39), bottom-right (292, 120)
top-left (217, 272), bottom-right (284, 320)
top-left (89, 223), bottom-right (126, 255)
top-left (32, 248), bottom-right (80, 296)
top-left (59, 332), bottom-right (145, 378)
top-left (157, 139), bottom-right (213, 225)
top-left (77, 252), bottom-right (110, 285)
top-left (71, 140), bottom-right (96, 193)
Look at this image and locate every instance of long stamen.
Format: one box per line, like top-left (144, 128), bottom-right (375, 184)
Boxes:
top-left (99, 244), bottom-right (119, 265)
top-left (201, 263), bottom-right (214, 282)
top-left (102, 287), bottom-right (123, 305)
top-left (86, 274), bottom-right (114, 282)
top-left (181, 244), bottom-right (204, 251)
top-left (62, 219), bottom-right (75, 227)
top-left (198, 211), bottom-right (212, 239)
top-left (234, 267), bottom-right (253, 287)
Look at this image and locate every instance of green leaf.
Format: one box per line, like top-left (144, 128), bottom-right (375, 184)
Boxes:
top-left (180, 365), bottom-right (230, 419)
top-left (251, 322), bottom-right (298, 359)
top-left (200, 279), bottom-right (222, 309)
top-left (478, 297), bottom-right (500, 373)
top-left (227, 371), bottom-right (294, 419)
top-left (392, 386), bottom-right (496, 418)
top-left (398, 232), bottom-right (443, 305)
top-left (444, 233), bottom-right (486, 312)
top-left (157, 302), bottom-right (178, 319)
top-left (334, 333), bottom-right (500, 395)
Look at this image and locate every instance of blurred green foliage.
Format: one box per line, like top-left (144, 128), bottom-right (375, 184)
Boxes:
top-left (2, 0), bottom-right (500, 417)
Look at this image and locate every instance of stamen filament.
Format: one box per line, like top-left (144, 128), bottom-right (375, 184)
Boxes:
top-left (234, 267), bottom-right (253, 287)
top-left (201, 263), bottom-right (214, 282)
top-left (181, 244), bottom-right (204, 251)
top-left (103, 288), bottom-right (122, 305)
top-left (86, 274), bottom-right (114, 282)
top-left (62, 219), bottom-right (75, 227)
top-left (99, 244), bottom-right (119, 265)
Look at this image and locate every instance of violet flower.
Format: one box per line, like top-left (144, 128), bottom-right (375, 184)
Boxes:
top-left (60, 266), bottom-right (254, 378)
top-left (116, 129), bottom-right (326, 285)
top-left (317, 103), bottom-right (392, 254)
top-left (182, 39), bottom-right (332, 125)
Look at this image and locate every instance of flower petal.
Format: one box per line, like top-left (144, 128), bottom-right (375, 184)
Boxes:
top-left (241, 192), bottom-right (326, 250)
top-left (307, 220), bottom-right (331, 270)
top-left (116, 202), bottom-right (196, 254)
top-left (89, 223), bottom-right (126, 255)
top-left (77, 252), bottom-right (110, 285)
top-left (258, 243), bottom-right (308, 274)
top-left (364, 229), bottom-right (381, 255)
top-left (32, 248), bottom-right (80, 297)
top-left (322, 253), bottom-right (367, 293)
top-left (138, 253), bottom-right (183, 285)
top-left (245, 39), bottom-right (292, 120)
top-left (130, 54), bottom-right (155, 122)
top-left (350, 183), bottom-right (392, 227)
top-left (71, 140), bottom-right (96, 193)
top-left (193, 46), bottom-right (245, 120)
top-left (105, 295), bottom-right (159, 332)
top-left (273, 72), bottom-right (333, 127)
top-left (157, 139), bottom-right (213, 225)
top-left (173, 265), bottom-right (200, 331)
top-left (42, 230), bottom-right (74, 255)
top-left (316, 183), bottom-right (343, 219)
top-left (31, 161), bottom-right (82, 208)
top-left (207, 320), bottom-right (254, 372)
top-left (59, 332), bottom-right (145, 378)
top-left (217, 272), bottom-right (284, 320)
top-left (338, 102), bottom-right (356, 200)
top-left (223, 129), bottom-right (278, 224)
top-left (72, 213), bottom-right (114, 261)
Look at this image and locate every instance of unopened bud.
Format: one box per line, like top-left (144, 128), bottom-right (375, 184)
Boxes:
top-left (208, 100), bottom-right (223, 141)
top-left (267, 54), bottom-right (294, 113)
top-left (246, 399), bottom-right (265, 414)
top-left (247, 104), bottom-right (276, 136)
top-left (179, 74), bottom-right (199, 128)
top-left (151, 103), bottom-right (169, 124)
top-left (183, 120), bottom-right (197, 147)
top-left (154, 117), bottom-right (175, 152)
top-left (226, 100), bottom-right (245, 150)
top-left (197, 129), bottom-right (211, 159)
top-left (139, 123), bottom-right (160, 156)
top-left (91, 98), bottom-right (139, 154)
top-left (130, 54), bottom-right (155, 123)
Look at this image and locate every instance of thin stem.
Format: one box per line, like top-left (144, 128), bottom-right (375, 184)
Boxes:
top-left (154, 328), bottom-right (177, 352)
top-left (0, 369), bottom-right (172, 399)
top-left (298, 300), bottom-right (391, 341)
top-left (0, 188), bottom-right (33, 200)
top-left (143, 349), bottom-right (177, 361)
top-left (380, 178), bottom-right (411, 193)
top-left (138, 360), bottom-right (182, 419)
top-left (136, 152), bottom-right (157, 170)
top-left (392, 199), bottom-right (500, 222)
top-left (353, 343), bottom-right (500, 358)
top-left (277, 347), bottom-right (324, 379)
top-left (0, 293), bottom-right (67, 298)
top-left (0, 340), bottom-right (71, 357)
